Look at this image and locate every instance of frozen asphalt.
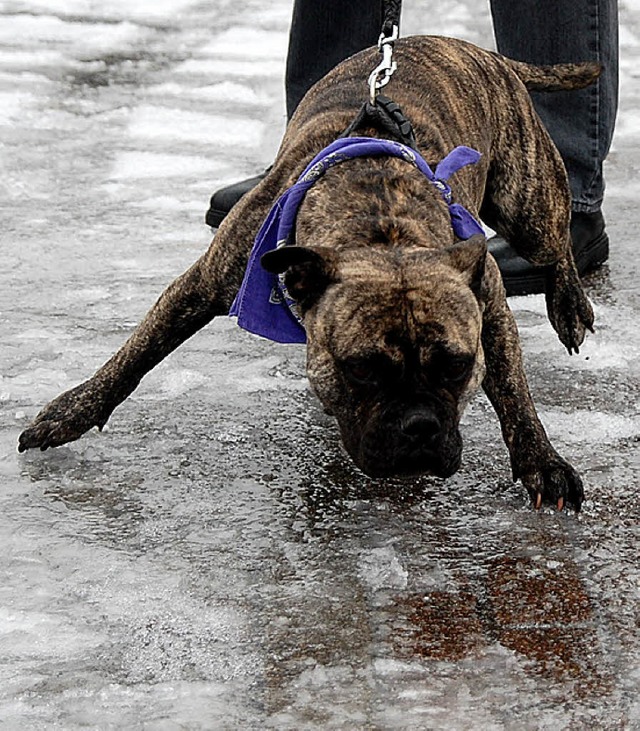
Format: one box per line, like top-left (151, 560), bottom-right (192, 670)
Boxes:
top-left (0, 0), bottom-right (639, 728)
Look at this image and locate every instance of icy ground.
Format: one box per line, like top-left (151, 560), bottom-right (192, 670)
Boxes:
top-left (1, 0), bottom-right (639, 728)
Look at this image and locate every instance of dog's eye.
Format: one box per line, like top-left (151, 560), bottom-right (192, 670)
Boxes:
top-left (343, 358), bottom-right (378, 386)
top-left (444, 355), bottom-right (473, 383)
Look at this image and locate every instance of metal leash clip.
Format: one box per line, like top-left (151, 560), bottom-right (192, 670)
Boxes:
top-left (368, 24), bottom-right (399, 104)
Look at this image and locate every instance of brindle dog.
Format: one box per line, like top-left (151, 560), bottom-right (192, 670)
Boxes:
top-left (18, 37), bottom-right (599, 510)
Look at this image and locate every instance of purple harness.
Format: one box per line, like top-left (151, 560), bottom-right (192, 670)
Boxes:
top-left (229, 136), bottom-right (483, 344)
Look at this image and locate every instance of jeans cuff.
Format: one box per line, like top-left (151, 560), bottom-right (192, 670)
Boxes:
top-left (571, 201), bottom-right (603, 215)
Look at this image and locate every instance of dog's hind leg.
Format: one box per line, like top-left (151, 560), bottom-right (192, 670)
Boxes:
top-left (480, 113), bottom-right (594, 353)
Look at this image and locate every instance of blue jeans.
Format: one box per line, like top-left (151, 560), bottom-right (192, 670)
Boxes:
top-left (285, 0), bottom-right (618, 213)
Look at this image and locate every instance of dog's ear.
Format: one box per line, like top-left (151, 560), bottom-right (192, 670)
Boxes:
top-left (445, 234), bottom-right (487, 299)
top-left (261, 246), bottom-right (339, 308)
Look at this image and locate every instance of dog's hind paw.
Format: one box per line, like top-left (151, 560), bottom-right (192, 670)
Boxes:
top-left (521, 456), bottom-right (585, 512)
top-left (18, 381), bottom-right (110, 452)
top-left (545, 259), bottom-right (595, 354)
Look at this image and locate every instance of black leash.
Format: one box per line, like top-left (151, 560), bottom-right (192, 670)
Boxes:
top-left (341, 0), bottom-right (417, 148)
top-left (381, 0), bottom-right (402, 37)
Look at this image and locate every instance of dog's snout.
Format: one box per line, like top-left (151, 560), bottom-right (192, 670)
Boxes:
top-left (400, 409), bottom-right (441, 441)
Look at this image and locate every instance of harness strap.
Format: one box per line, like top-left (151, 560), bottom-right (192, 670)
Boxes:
top-left (340, 94), bottom-right (417, 148)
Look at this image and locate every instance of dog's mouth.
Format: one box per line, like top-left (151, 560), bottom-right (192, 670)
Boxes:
top-left (341, 418), bottom-right (463, 480)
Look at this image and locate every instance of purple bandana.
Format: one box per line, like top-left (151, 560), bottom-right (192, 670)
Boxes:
top-left (229, 136), bottom-right (483, 344)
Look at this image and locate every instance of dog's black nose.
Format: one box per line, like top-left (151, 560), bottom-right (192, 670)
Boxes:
top-left (400, 409), bottom-right (440, 442)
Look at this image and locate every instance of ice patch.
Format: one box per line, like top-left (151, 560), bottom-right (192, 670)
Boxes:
top-left (373, 657), bottom-right (428, 676)
top-left (0, 49), bottom-right (65, 68)
top-left (293, 663), bottom-right (359, 690)
top-left (612, 112), bottom-right (640, 139)
top-left (0, 91), bottom-right (36, 123)
top-left (126, 106), bottom-right (264, 147)
top-left (619, 25), bottom-right (640, 48)
top-left (522, 326), bottom-right (638, 371)
top-left (146, 81), bottom-right (271, 107)
top-left (9, 0), bottom-right (197, 22)
top-left (569, 333), bottom-right (640, 371)
top-left (0, 70), bottom-right (53, 86)
top-left (4, 367), bottom-right (75, 403)
top-left (512, 299), bottom-right (639, 371)
top-left (0, 16), bottom-right (144, 55)
top-left (508, 294), bottom-right (547, 317)
top-left (0, 606), bottom-right (102, 660)
top-left (14, 328), bottom-right (74, 342)
top-left (62, 287), bottom-right (112, 303)
top-left (222, 356), bottom-right (307, 393)
top-left (101, 0), bottom-right (197, 21)
top-left (109, 152), bottom-right (222, 180)
top-left (540, 409), bottom-right (639, 445)
top-left (200, 28), bottom-right (287, 60)
top-left (129, 194), bottom-right (205, 212)
top-left (174, 59), bottom-right (284, 78)
top-left (605, 177), bottom-right (640, 197)
top-left (358, 546), bottom-right (409, 591)
top-left (140, 369), bottom-right (209, 399)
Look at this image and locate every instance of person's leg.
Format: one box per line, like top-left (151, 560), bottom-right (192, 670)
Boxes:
top-left (207, 0), bottom-right (382, 229)
top-left (489, 0), bottom-right (619, 294)
top-left (286, 0), bottom-right (383, 118)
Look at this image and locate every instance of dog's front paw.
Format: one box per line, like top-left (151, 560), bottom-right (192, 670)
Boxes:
top-left (545, 260), bottom-right (595, 354)
top-left (18, 381), bottom-right (111, 452)
top-left (520, 455), bottom-right (584, 512)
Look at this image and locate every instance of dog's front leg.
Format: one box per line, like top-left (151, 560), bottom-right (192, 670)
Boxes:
top-left (18, 236), bottom-right (245, 453)
top-left (18, 160), bottom-right (287, 454)
top-left (480, 261), bottom-right (584, 511)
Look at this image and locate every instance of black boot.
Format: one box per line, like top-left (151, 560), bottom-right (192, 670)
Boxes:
top-left (205, 170), bottom-right (269, 229)
top-left (488, 210), bottom-right (609, 296)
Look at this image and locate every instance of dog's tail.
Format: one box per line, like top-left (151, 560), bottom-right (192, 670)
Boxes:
top-left (505, 58), bottom-right (601, 91)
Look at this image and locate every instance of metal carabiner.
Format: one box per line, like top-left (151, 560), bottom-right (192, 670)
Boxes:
top-left (368, 24), bottom-right (399, 104)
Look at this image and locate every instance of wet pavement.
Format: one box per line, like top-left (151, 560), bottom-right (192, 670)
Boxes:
top-left (1, 0), bottom-right (639, 728)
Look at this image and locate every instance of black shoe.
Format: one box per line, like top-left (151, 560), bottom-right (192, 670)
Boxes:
top-left (488, 210), bottom-right (609, 296)
top-left (205, 170), bottom-right (269, 229)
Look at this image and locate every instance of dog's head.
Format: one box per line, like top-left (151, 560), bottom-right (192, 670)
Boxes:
top-left (262, 235), bottom-right (487, 479)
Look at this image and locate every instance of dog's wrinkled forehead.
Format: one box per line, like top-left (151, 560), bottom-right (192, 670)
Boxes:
top-left (308, 249), bottom-right (483, 357)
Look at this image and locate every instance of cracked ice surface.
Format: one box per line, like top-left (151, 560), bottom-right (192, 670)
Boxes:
top-left (1, 0), bottom-right (639, 728)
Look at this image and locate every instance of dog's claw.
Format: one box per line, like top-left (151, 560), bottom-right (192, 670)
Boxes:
top-left (521, 456), bottom-right (584, 512)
